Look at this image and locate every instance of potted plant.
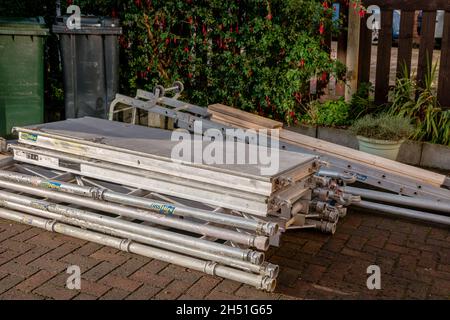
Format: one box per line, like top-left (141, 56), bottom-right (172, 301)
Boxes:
top-left (349, 113), bottom-right (414, 160)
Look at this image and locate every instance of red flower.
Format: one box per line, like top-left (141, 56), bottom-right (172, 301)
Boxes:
top-left (358, 8), bottom-right (366, 17)
top-left (290, 111), bottom-right (296, 118)
top-left (266, 13), bottom-right (272, 21)
top-left (321, 72), bottom-right (328, 82)
top-left (67, 0), bottom-right (73, 5)
top-left (299, 59), bottom-right (305, 67)
top-left (134, 0), bottom-right (141, 8)
top-left (184, 46), bottom-right (189, 53)
top-left (322, 1), bottom-right (329, 9)
top-left (187, 17), bottom-right (193, 25)
top-left (319, 22), bottom-right (325, 35)
top-left (187, 73), bottom-right (193, 79)
top-left (165, 38), bottom-right (170, 45)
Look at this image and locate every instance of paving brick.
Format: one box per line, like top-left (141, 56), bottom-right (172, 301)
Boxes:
top-left (301, 241), bottom-right (324, 255)
top-left (153, 280), bottom-right (194, 300)
top-left (129, 270), bottom-right (172, 288)
top-left (205, 288), bottom-right (240, 300)
top-left (99, 274), bottom-right (142, 292)
top-left (0, 249), bottom-right (21, 266)
top-left (83, 261), bottom-right (119, 282)
top-left (137, 259), bottom-right (168, 275)
top-left (41, 242), bottom-right (79, 260)
top-left (0, 288), bottom-right (44, 300)
top-left (14, 246), bottom-right (52, 265)
top-left (10, 228), bottom-right (44, 242)
top-left (185, 276), bottom-right (221, 299)
top-left (73, 293), bottom-right (97, 300)
top-left (158, 265), bottom-right (202, 284)
top-left (235, 284), bottom-right (280, 299)
top-left (33, 282), bottom-right (79, 300)
top-left (430, 278), bottom-right (450, 298)
top-left (0, 274), bottom-right (25, 295)
top-left (213, 279), bottom-right (241, 294)
top-left (100, 288), bottom-right (129, 300)
top-left (346, 235), bottom-right (368, 251)
top-left (1, 259), bottom-right (39, 277)
top-left (90, 246), bottom-right (129, 265)
top-left (0, 239), bottom-right (35, 254)
top-left (15, 270), bottom-right (56, 293)
top-left (29, 257), bottom-right (68, 273)
top-left (125, 284), bottom-right (161, 300)
top-left (79, 280), bottom-right (111, 297)
top-left (110, 258), bottom-right (146, 277)
top-left (59, 253), bottom-right (100, 272)
top-left (25, 233), bottom-right (66, 249)
top-left (73, 242), bottom-right (103, 257)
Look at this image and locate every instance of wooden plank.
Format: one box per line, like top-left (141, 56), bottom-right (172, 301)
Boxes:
top-left (374, 9), bottom-right (393, 105)
top-left (335, 0), bottom-right (349, 96)
top-left (208, 104), bottom-right (283, 129)
top-left (416, 11), bottom-right (437, 87)
top-left (357, 15), bottom-right (372, 86)
top-left (396, 11), bottom-right (415, 77)
top-left (438, 11), bottom-right (450, 109)
top-left (363, 0), bottom-right (450, 11)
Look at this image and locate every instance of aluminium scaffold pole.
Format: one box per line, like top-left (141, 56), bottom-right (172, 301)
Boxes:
top-left (0, 207), bottom-right (276, 291)
top-left (0, 192), bottom-right (277, 277)
top-left (0, 179), bottom-right (269, 251)
top-left (0, 170), bottom-right (278, 236)
top-left (0, 182), bottom-right (264, 264)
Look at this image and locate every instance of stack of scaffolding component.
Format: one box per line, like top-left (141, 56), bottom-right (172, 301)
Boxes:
top-left (0, 165), bottom-right (277, 291)
top-left (10, 117), bottom-right (319, 216)
top-left (1, 99), bottom-right (358, 290)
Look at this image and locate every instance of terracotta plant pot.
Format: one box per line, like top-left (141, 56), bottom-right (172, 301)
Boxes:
top-left (356, 136), bottom-right (404, 161)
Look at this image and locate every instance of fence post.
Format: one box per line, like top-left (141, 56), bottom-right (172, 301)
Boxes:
top-left (345, 6), bottom-right (361, 102)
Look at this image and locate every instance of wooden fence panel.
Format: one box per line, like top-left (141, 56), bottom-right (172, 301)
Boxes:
top-left (396, 11), bottom-right (415, 77)
top-left (438, 11), bottom-right (450, 109)
top-left (374, 9), bottom-right (393, 105)
top-left (417, 11), bottom-right (437, 87)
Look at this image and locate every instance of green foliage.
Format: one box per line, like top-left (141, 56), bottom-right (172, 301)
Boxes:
top-left (389, 61), bottom-right (450, 146)
top-left (349, 82), bottom-right (379, 120)
top-left (63, 0), bottom-right (347, 123)
top-left (303, 98), bottom-right (350, 127)
top-left (349, 113), bottom-right (414, 141)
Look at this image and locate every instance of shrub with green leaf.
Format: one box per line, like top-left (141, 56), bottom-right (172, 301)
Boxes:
top-left (390, 61), bottom-right (450, 146)
top-left (302, 98), bottom-right (350, 127)
top-left (349, 113), bottom-right (414, 141)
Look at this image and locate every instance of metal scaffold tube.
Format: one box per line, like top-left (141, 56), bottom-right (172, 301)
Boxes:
top-left (0, 170), bottom-right (278, 236)
top-left (0, 207), bottom-right (275, 291)
top-left (344, 186), bottom-right (450, 213)
top-left (354, 200), bottom-right (450, 226)
top-left (0, 194), bottom-right (276, 277)
top-left (0, 179), bottom-right (269, 251)
top-left (0, 188), bottom-right (263, 264)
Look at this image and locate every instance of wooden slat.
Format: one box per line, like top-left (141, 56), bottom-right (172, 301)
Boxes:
top-left (208, 104), bottom-right (283, 129)
top-left (363, 0), bottom-right (450, 11)
top-left (396, 11), bottom-right (415, 77)
top-left (357, 15), bottom-right (372, 85)
top-left (374, 9), bottom-right (393, 105)
top-left (438, 11), bottom-right (450, 109)
top-left (336, 0), bottom-right (349, 96)
top-left (416, 11), bottom-right (437, 87)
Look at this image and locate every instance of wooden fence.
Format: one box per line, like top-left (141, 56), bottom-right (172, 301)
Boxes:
top-left (336, 0), bottom-right (450, 109)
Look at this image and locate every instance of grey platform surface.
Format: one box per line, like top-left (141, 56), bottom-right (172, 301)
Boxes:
top-left (21, 117), bottom-right (316, 178)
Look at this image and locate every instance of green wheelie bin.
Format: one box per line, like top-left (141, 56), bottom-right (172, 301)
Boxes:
top-left (0, 17), bottom-right (49, 138)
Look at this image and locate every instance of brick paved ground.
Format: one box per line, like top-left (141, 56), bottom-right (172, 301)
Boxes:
top-left (0, 208), bottom-right (449, 300)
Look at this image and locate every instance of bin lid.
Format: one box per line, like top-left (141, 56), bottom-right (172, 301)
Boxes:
top-left (0, 17), bottom-right (49, 36)
top-left (53, 16), bottom-right (122, 35)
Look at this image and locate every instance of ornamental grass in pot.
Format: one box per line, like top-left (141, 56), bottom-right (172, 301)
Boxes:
top-left (349, 113), bottom-right (414, 160)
